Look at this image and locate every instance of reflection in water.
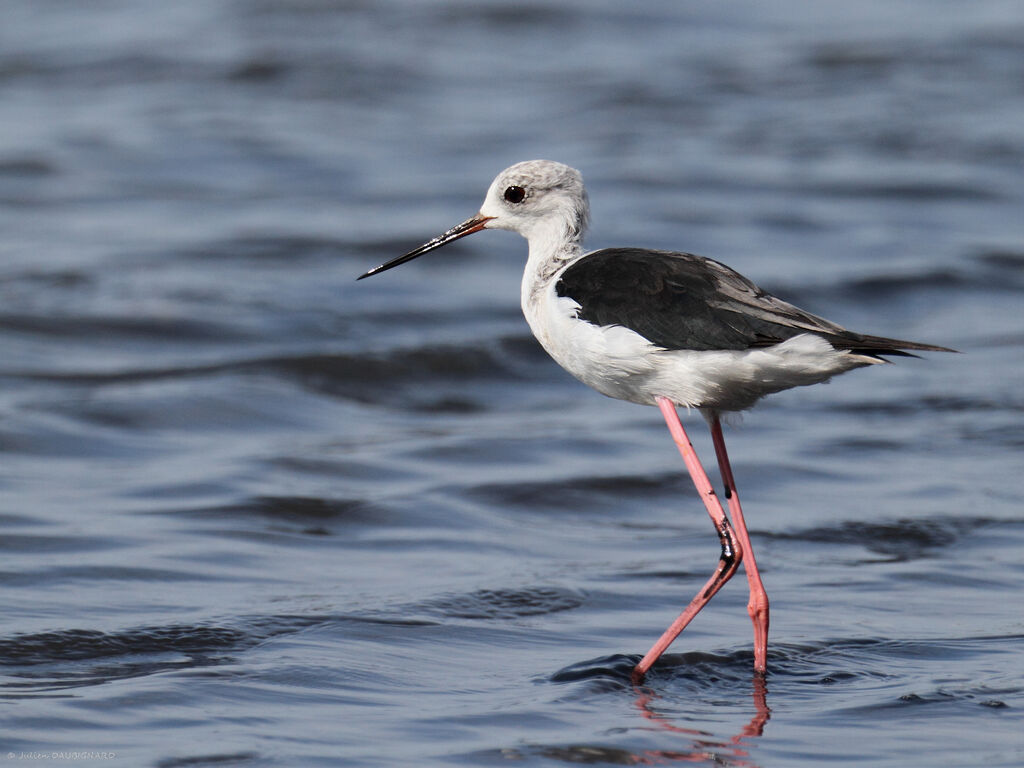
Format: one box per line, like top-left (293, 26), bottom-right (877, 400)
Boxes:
top-left (632, 676), bottom-right (770, 766)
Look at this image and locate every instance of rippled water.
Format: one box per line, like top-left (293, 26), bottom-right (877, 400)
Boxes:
top-left (2, 1), bottom-right (1023, 766)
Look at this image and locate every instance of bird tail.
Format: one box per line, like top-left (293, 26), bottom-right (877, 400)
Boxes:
top-left (836, 333), bottom-right (958, 359)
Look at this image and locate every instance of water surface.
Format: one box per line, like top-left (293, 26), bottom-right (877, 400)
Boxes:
top-left (1, 1), bottom-right (1022, 766)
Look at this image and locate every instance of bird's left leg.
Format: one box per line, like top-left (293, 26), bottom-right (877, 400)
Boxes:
top-left (710, 415), bottom-right (769, 675)
top-left (633, 397), bottom-right (743, 679)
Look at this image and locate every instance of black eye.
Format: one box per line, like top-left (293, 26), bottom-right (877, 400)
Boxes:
top-left (503, 185), bottom-right (526, 204)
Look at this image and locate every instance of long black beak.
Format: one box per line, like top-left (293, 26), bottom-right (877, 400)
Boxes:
top-left (357, 214), bottom-right (493, 280)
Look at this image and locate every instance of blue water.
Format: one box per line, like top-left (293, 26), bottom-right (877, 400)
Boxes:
top-left (2, 1), bottom-right (1023, 766)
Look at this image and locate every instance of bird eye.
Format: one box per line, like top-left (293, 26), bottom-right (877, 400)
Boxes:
top-left (503, 185), bottom-right (526, 204)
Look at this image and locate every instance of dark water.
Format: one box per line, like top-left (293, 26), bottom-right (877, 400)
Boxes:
top-left (2, 1), bottom-right (1023, 765)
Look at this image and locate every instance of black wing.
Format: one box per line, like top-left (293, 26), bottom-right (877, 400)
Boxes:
top-left (555, 248), bottom-right (954, 356)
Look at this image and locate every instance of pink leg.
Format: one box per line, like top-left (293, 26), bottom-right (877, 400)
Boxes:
top-left (633, 397), bottom-right (743, 680)
top-left (710, 415), bottom-right (769, 675)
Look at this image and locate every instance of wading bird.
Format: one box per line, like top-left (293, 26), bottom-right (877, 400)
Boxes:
top-left (358, 160), bottom-right (953, 678)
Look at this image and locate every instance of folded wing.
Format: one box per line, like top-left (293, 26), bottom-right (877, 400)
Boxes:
top-left (555, 248), bottom-right (955, 358)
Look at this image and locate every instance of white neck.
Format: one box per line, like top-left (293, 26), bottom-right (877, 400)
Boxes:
top-left (519, 223), bottom-right (584, 351)
top-left (521, 226), bottom-right (581, 296)
top-left (523, 210), bottom-right (585, 279)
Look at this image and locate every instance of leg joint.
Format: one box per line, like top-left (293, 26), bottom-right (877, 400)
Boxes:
top-left (718, 522), bottom-right (742, 571)
top-left (701, 523), bottom-right (743, 599)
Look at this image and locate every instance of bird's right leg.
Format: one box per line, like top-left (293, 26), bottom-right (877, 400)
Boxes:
top-left (633, 397), bottom-right (743, 680)
top-left (710, 415), bottom-right (769, 675)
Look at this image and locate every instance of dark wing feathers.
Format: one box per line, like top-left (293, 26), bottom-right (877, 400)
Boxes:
top-left (555, 248), bottom-right (955, 356)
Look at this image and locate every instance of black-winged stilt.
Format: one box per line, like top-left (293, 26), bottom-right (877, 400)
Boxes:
top-left (358, 160), bottom-right (954, 679)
